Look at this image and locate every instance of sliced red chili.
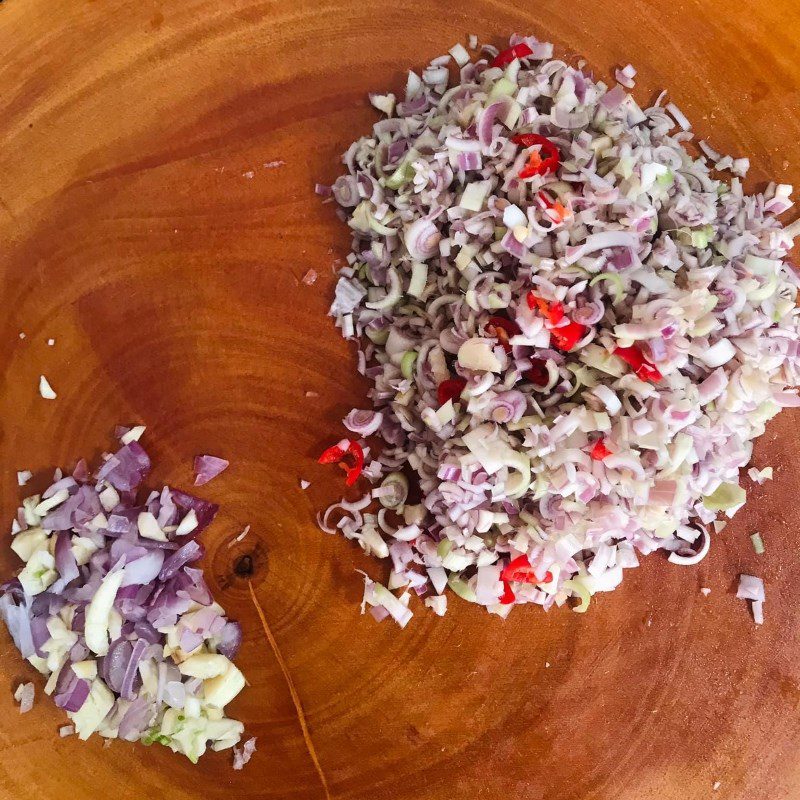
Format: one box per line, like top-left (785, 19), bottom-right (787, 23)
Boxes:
top-left (550, 321), bottom-right (586, 352)
top-left (490, 42), bottom-right (533, 69)
top-left (437, 378), bottom-right (467, 406)
top-left (547, 301), bottom-right (565, 326)
top-left (519, 152), bottom-right (543, 179)
top-left (527, 292), bottom-right (586, 352)
top-left (537, 191), bottom-right (569, 223)
top-left (552, 202), bottom-right (569, 222)
top-left (343, 441), bottom-right (364, 486)
top-left (501, 554), bottom-right (553, 585)
top-left (318, 440), bottom-right (364, 486)
top-left (613, 345), bottom-right (663, 383)
top-left (500, 581), bottom-right (516, 604)
top-left (485, 316), bottom-right (521, 353)
top-left (317, 442), bottom-right (348, 464)
top-left (511, 133), bottom-right (557, 150)
top-left (590, 438), bottom-right (612, 461)
top-left (511, 133), bottom-right (560, 177)
top-left (525, 358), bottom-right (550, 387)
top-left (636, 361), bottom-right (663, 382)
top-left (526, 292), bottom-right (564, 325)
top-left (538, 191), bottom-right (555, 210)
top-left (613, 345), bottom-right (644, 370)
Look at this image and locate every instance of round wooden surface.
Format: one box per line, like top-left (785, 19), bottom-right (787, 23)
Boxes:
top-left (1, 1), bottom-right (800, 798)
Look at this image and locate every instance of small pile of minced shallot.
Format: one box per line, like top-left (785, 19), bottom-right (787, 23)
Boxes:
top-left (2, 429), bottom-right (248, 762)
top-left (315, 35), bottom-right (800, 626)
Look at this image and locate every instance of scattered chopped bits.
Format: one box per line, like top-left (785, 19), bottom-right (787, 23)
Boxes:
top-left (58, 724), bottom-right (74, 737)
top-left (228, 525), bottom-right (251, 548)
top-left (665, 101), bottom-right (692, 131)
top-left (47, 338), bottom-right (55, 346)
top-left (424, 595), bottom-right (447, 616)
top-left (237, 524), bottom-right (251, 542)
top-left (16, 470), bottom-right (32, 487)
top-left (369, 93), bottom-right (396, 116)
top-left (747, 466), bottom-right (773, 484)
top-left (120, 425), bottom-right (146, 445)
top-left (263, 160), bottom-right (285, 169)
top-left (713, 781), bottom-right (721, 792)
top-left (302, 269), bottom-right (318, 286)
top-left (615, 63), bottom-right (637, 88)
top-left (305, 391), bottom-right (319, 398)
top-left (243, 170), bottom-right (255, 179)
top-left (737, 574), bottom-right (765, 625)
top-left (194, 454), bottom-right (230, 486)
top-left (360, 574), bottom-right (413, 628)
top-left (468, 34), bottom-right (478, 49)
top-left (750, 532), bottom-right (765, 555)
top-left (13, 682), bottom-right (34, 713)
top-left (38, 375), bottom-right (57, 400)
top-left (317, 439), bottom-right (364, 487)
top-left (731, 158), bottom-right (750, 177)
top-left (300, 479), bottom-right (310, 490)
top-left (737, 574), bottom-right (765, 601)
top-left (449, 43), bottom-right (470, 67)
top-left (700, 587), bottom-right (711, 596)
top-left (232, 736), bottom-right (257, 770)
top-left (18, 332), bottom-right (26, 340)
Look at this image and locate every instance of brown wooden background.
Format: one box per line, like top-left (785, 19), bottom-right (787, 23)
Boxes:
top-left (1, 1), bottom-right (799, 798)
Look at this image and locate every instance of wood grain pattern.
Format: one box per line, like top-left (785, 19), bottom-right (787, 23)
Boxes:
top-left (1, 1), bottom-right (799, 798)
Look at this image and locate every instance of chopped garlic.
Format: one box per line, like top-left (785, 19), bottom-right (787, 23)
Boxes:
top-left (18, 550), bottom-right (57, 595)
top-left (179, 653), bottom-right (231, 679)
top-left (85, 569), bottom-right (124, 655)
top-left (10, 527), bottom-right (48, 562)
top-left (203, 662), bottom-right (246, 709)
top-left (137, 511), bottom-right (167, 541)
top-left (98, 485), bottom-right (120, 512)
top-left (34, 489), bottom-right (69, 516)
top-left (175, 508), bottom-right (199, 536)
top-left (71, 660), bottom-right (98, 680)
top-left (69, 679), bottom-right (115, 740)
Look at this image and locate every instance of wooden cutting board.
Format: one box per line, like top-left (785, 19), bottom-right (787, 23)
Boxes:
top-left (1, 1), bottom-right (799, 798)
